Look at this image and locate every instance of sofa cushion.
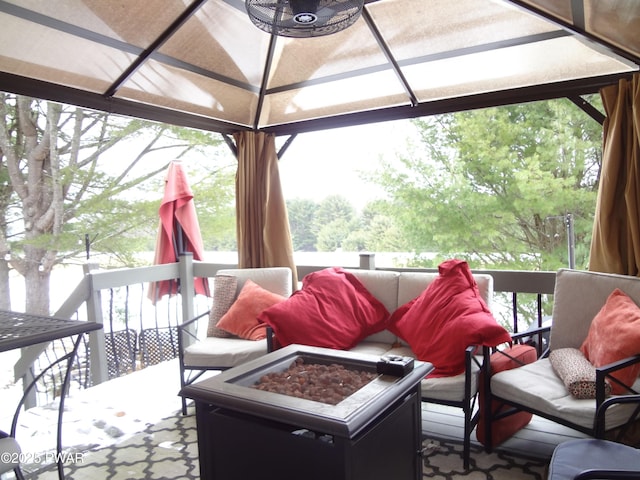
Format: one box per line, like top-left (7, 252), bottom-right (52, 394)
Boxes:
top-left (347, 270), bottom-right (401, 344)
top-left (580, 288), bottom-right (640, 394)
top-left (217, 267), bottom-right (293, 298)
top-left (389, 259), bottom-right (510, 377)
top-left (549, 347), bottom-right (612, 399)
top-left (347, 269), bottom-right (400, 313)
top-left (207, 274), bottom-right (238, 338)
top-left (379, 343), bottom-right (481, 402)
top-left (349, 341), bottom-right (396, 358)
top-left (396, 271), bottom-right (493, 312)
top-left (259, 267), bottom-right (390, 350)
top-left (396, 271), bottom-right (439, 306)
top-left (216, 279), bottom-right (286, 340)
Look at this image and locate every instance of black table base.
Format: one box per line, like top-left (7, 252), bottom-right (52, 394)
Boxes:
top-left (181, 345), bottom-right (432, 480)
top-left (194, 386), bottom-right (423, 480)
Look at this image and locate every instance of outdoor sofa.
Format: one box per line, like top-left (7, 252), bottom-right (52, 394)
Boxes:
top-left (179, 260), bottom-right (511, 469)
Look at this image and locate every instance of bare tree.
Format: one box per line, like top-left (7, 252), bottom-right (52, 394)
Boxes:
top-left (0, 94), bottom-right (217, 314)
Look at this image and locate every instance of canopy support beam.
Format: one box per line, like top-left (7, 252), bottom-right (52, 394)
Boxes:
top-left (362, 7), bottom-right (418, 107)
top-left (104, 0), bottom-right (208, 97)
top-left (222, 132), bottom-right (297, 160)
top-left (567, 95), bottom-right (605, 125)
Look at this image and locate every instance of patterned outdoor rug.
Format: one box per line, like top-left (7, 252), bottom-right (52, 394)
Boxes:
top-left (421, 439), bottom-right (547, 479)
top-left (25, 412), bottom-right (548, 480)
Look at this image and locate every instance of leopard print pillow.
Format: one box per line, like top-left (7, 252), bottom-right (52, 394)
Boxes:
top-left (549, 347), bottom-right (611, 399)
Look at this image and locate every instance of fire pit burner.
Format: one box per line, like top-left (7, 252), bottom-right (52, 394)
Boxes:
top-left (252, 357), bottom-right (376, 404)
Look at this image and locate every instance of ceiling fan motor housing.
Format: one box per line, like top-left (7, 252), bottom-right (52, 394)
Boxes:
top-left (246, 0), bottom-right (365, 38)
top-left (290, 0), bottom-right (321, 24)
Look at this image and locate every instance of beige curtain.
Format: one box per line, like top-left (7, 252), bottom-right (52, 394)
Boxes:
top-left (233, 131), bottom-right (298, 288)
top-left (589, 74), bottom-right (640, 275)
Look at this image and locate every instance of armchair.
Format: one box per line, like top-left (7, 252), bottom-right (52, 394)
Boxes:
top-left (548, 438), bottom-right (640, 480)
top-left (485, 268), bottom-right (640, 451)
top-left (178, 267), bottom-right (292, 415)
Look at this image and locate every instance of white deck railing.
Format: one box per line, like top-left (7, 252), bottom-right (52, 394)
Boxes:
top-left (12, 253), bottom-right (557, 408)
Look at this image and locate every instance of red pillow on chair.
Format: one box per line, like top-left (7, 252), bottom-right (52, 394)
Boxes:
top-left (476, 344), bottom-right (536, 446)
top-left (389, 259), bottom-right (511, 377)
top-left (580, 288), bottom-right (640, 394)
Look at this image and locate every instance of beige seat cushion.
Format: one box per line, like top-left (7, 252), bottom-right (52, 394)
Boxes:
top-left (218, 267), bottom-right (292, 298)
top-left (184, 337), bottom-right (267, 368)
top-left (350, 342), bottom-right (481, 403)
top-left (421, 360), bottom-right (481, 402)
top-left (398, 341), bottom-right (483, 403)
top-left (491, 358), bottom-right (640, 430)
top-left (349, 341), bottom-right (394, 357)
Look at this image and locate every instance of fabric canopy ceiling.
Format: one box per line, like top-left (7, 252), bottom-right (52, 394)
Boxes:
top-left (0, 0), bottom-right (638, 136)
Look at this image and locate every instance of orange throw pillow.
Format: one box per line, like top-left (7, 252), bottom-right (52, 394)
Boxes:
top-left (217, 279), bottom-right (286, 340)
top-left (580, 288), bottom-right (640, 394)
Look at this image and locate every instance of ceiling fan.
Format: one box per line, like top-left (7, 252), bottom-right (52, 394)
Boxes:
top-left (245, 0), bottom-right (365, 38)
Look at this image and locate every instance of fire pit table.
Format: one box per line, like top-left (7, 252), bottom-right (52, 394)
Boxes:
top-left (180, 344), bottom-right (433, 480)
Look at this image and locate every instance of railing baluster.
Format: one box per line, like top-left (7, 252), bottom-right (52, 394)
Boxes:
top-left (512, 292), bottom-right (519, 334)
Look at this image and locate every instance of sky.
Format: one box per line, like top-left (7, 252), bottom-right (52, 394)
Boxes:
top-left (277, 119), bottom-right (418, 210)
top-left (99, 116), bottom-right (421, 211)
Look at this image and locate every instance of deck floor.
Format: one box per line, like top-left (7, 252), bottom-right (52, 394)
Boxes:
top-left (421, 402), bottom-right (589, 461)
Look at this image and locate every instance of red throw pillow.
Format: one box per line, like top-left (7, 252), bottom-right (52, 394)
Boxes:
top-left (389, 259), bottom-right (511, 377)
top-left (476, 344), bottom-right (536, 446)
top-left (258, 267), bottom-right (390, 350)
top-left (580, 288), bottom-right (640, 394)
top-left (216, 279), bottom-right (286, 340)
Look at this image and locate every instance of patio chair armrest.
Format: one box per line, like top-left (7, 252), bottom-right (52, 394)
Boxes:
top-left (510, 325), bottom-right (551, 357)
top-left (177, 311), bottom-right (210, 351)
top-left (178, 311), bottom-right (210, 331)
top-left (266, 325), bottom-right (276, 353)
top-left (595, 393), bottom-right (640, 438)
top-left (597, 393), bottom-right (640, 415)
top-left (594, 356), bottom-right (640, 437)
top-left (575, 470), bottom-right (640, 480)
top-left (511, 324), bottom-right (551, 340)
top-left (598, 354), bottom-right (640, 375)
top-left (466, 345), bottom-right (486, 369)
top-left (596, 354), bottom-right (640, 398)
